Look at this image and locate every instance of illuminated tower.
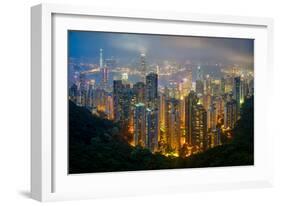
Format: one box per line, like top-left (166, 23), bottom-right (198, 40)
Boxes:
top-left (69, 83), bottom-right (78, 104)
top-left (113, 80), bottom-right (132, 130)
top-left (121, 73), bottom-right (129, 84)
top-left (133, 82), bottom-right (145, 104)
top-left (145, 72), bottom-right (158, 109)
top-left (77, 73), bottom-right (87, 106)
top-left (224, 99), bottom-right (237, 129)
top-left (113, 80), bottom-right (123, 122)
top-left (99, 48), bottom-right (103, 69)
top-left (134, 103), bottom-right (146, 147)
top-left (145, 72), bottom-right (159, 152)
top-left (101, 67), bottom-right (109, 87)
top-left (197, 65), bottom-right (203, 81)
top-left (185, 91), bottom-right (198, 145)
top-left (207, 103), bottom-right (217, 131)
top-left (196, 80), bottom-right (204, 95)
top-left (165, 98), bottom-right (181, 152)
top-left (146, 108), bottom-right (159, 152)
top-left (159, 92), bottom-right (166, 140)
top-left (99, 48), bottom-right (109, 89)
top-left (106, 93), bottom-right (114, 120)
top-left (221, 77), bottom-right (226, 94)
top-left (233, 76), bottom-right (241, 118)
top-left (192, 103), bottom-right (208, 151)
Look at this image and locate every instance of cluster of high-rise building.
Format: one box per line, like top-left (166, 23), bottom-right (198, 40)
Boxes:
top-left (69, 49), bottom-right (254, 157)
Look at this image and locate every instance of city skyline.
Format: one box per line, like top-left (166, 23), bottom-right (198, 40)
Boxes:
top-left (68, 31), bottom-right (254, 68)
top-left (68, 30), bottom-right (254, 173)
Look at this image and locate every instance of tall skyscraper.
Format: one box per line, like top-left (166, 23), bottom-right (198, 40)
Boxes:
top-left (105, 93), bottom-right (114, 120)
top-left (77, 73), bottom-right (87, 107)
top-left (196, 80), bottom-right (204, 95)
top-left (163, 97), bottom-right (181, 152)
top-left (224, 99), bottom-right (237, 129)
top-left (185, 91), bottom-right (198, 145)
top-left (69, 83), bottom-right (78, 103)
top-left (159, 92), bottom-right (167, 142)
top-left (205, 75), bottom-right (212, 95)
top-left (101, 67), bottom-right (109, 87)
top-left (233, 76), bottom-right (241, 118)
top-left (146, 108), bottom-right (159, 152)
top-left (113, 80), bottom-right (124, 122)
top-left (192, 103), bottom-right (208, 151)
top-left (220, 77), bottom-right (226, 94)
top-left (133, 82), bottom-right (145, 104)
top-left (145, 72), bottom-right (158, 109)
top-left (134, 103), bottom-right (146, 147)
top-left (196, 65), bottom-right (203, 81)
top-left (145, 72), bottom-right (159, 152)
top-left (99, 49), bottom-right (110, 90)
top-left (121, 73), bottom-right (129, 84)
top-left (207, 103), bottom-right (217, 131)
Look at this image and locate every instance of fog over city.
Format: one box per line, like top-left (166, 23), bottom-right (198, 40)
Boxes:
top-left (68, 31), bottom-right (254, 68)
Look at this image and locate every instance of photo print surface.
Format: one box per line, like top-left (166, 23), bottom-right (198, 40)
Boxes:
top-left (68, 31), bottom-right (254, 174)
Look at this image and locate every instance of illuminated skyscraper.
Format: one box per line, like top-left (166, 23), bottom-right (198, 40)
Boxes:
top-left (133, 82), bottom-right (145, 104)
top-left (214, 96), bottom-right (224, 118)
top-left (205, 75), bottom-right (212, 95)
top-left (220, 77), bottom-right (226, 94)
top-left (69, 83), bottom-right (78, 103)
top-left (121, 73), bottom-right (129, 84)
top-left (224, 99), bottom-right (237, 129)
top-left (86, 80), bottom-right (95, 109)
top-left (159, 92), bottom-right (167, 142)
top-left (120, 87), bottom-right (132, 130)
top-left (134, 103), bottom-right (146, 147)
top-left (105, 93), bottom-right (114, 120)
top-left (209, 129), bottom-right (221, 148)
top-left (196, 65), bottom-right (203, 81)
top-left (233, 76), bottom-right (241, 117)
top-left (185, 91), bottom-right (198, 145)
top-left (203, 93), bottom-right (212, 111)
top-left (165, 98), bottom-right (181, 152)
top-left (146, 108), bottom-right (159, 152)
top-left (211, 81), bottom-right (220, 97)
top-left (207, 103), bottom-right (217, 131)
top-left (113, 80), bottom-right (123, 122)
top-left (99, 49), bottom-right (109, 89)
top-left (145, 72), bottom-right (159, 152)
top-left (192, 103), bottom-right (208, 151)
top-left (196, 80), bottom-right (204, 95)
top-left (145, 72), bottom-right (158, 108)
top-left (77, 73), bottom-right (87, 106)
top-left (101, 67), bottom-right (109, 87)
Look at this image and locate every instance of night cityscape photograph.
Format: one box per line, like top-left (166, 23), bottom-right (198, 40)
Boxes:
top-left (68, 31), bottom-right (254, 174)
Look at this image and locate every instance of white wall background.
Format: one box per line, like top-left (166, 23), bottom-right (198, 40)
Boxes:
top-left (0, 0), bottom-right (280, 205)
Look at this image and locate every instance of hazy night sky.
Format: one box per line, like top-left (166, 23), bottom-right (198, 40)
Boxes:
top-left (68, 31), bottom-right (254, 69)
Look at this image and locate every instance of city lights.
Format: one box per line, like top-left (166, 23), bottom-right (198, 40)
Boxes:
top-left (69, 47), bottom-right (254, 157)
top-left (68, 31), bottom-right (254, 162)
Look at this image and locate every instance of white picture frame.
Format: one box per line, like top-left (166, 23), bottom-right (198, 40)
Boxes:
top-left (31, 3), bottom-right (274, 202)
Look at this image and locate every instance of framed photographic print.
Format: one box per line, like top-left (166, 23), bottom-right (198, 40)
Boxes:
top-left (31, 3), bottom-right (274, 201)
